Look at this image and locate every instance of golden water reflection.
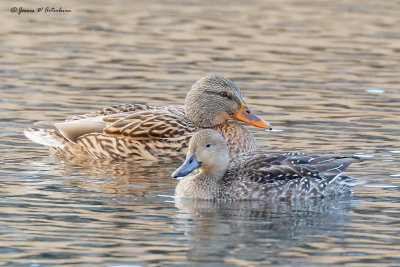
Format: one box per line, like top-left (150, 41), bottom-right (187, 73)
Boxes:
top-left (1, 0), bottom-right (400, 265)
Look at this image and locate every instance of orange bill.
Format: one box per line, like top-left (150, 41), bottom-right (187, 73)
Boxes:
top-left (232, 102), bottom-right (272, 130)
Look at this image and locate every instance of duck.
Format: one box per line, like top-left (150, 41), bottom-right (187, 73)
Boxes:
top-left (24, 75), bottom-right (272, 160)
top-left (172, 129), bottom-right (361, 201)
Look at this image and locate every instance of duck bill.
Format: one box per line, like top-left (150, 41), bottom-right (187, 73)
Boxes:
top-left (232, 102), bottom-right (272, 130)
top-left (172, 154), bottom-right (202, 178)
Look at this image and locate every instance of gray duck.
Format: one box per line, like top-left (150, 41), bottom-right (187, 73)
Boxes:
top-left (172, 129), bottom-right (361, 201)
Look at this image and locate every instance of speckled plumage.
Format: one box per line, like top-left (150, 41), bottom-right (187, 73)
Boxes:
top-left (173, 130), bottom-right (361, 201)
top-left (24, 75), bottom-right (269, 160)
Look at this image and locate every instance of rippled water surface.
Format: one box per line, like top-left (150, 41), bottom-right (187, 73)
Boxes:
top-left (1, 0), bottom-right (400, 266)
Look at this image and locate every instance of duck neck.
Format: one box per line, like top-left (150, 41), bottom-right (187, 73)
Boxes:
top-left (176, 169), bottom-right (225, 200)
top-left (199, 168), bottom-right (226, 182)
top-left (185, 107), bottom-right (217, 128)
top-left (195, 169), bottom-right (225, 199)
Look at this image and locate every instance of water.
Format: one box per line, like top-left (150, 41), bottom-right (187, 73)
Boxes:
top-left (1, 0), bottom-right (400, 265)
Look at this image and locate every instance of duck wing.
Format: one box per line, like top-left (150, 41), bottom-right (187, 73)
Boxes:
top-left (26, 104), bottom-right (194, 160)
top-left (224, 154), bottom-right (325, 200)
top-left (228, 152), bottom-right (360, 189)
top-left (66, 104), bottom-right (154, 121)
top-left (277, 152), bottom-right (361, 181)
top-left (54, 105), bottom-right (189, 142)
top-left (103, 108), bottom-right (195, 140)
top-left (32, 104), bottom-right (159, 144)
top-left (228, 153), bottom-right (323, 185)
top-left (71, 106), bottom-right (195, 159)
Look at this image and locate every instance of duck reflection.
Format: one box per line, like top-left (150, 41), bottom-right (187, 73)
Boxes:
top-left (48, 156), bottom-right (179, 197)
top-left (173, 197), bottom-right (356, 263)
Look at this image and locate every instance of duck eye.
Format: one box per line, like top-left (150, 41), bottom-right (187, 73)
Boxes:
top-left (206, 144), bottom-right (211, 148)
top-left (219, 92), bottom-right (228, 97)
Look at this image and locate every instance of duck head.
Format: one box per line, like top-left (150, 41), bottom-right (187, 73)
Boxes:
top-left (185, 75), bottom-right (272, 129)
top-left (172, 129), bottom-right (230, 178)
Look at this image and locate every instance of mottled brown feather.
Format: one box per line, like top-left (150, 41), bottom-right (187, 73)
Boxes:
top-left (103, 109), bottom-right (195, 140)
top-left (25, 75), bottom-right (270, 161)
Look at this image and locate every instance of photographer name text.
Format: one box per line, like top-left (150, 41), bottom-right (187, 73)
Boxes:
top-left (11, 7), bottom-right (71, 15)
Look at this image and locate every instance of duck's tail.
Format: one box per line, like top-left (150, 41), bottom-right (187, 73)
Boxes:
top-left (24, 128), bottom-right (66, 148)
top-left (24, 128), bottom-right (90, 157)
top-left (327, 174), bottom-right (365, 194)
top-left (312, 156), bottom-right (364, 194)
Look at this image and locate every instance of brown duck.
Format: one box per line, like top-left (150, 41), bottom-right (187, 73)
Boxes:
top-left (172, 129), bottom-right (361, 201)
top-left (25, 75), bottom-right (271, 160)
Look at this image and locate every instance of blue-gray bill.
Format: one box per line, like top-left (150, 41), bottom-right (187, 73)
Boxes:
top-left (172, 154), bottom-right (202, 178)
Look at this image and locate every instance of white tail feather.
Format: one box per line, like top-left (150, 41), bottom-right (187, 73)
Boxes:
top-left (24, 129), bottom-right (65, 148)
